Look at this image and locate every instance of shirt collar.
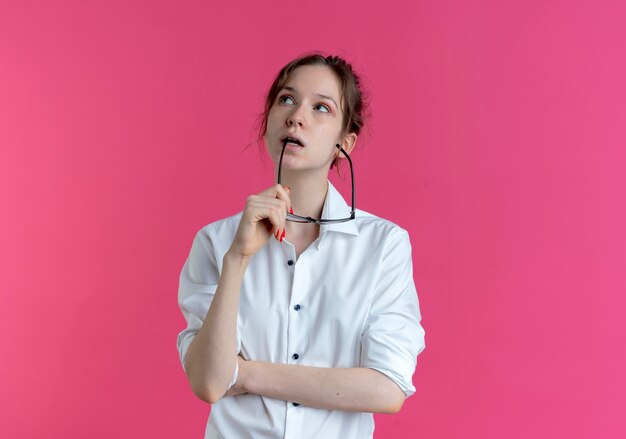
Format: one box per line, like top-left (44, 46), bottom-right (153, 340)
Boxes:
top-left (317, 179), bottom-right (359, 239)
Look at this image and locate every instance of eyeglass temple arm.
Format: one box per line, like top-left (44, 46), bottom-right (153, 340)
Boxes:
top-left (335, 144), bottom-right (356, 217)
top-left (277, 141), bottom-right (355, 218)
top-left (277, 141), bottom-right (288, 185)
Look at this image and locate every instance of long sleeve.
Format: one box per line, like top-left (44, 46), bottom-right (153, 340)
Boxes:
top-left (359, 228), bottom-right (426, 398)
top-left (176, 228), bottom-right (241, 389)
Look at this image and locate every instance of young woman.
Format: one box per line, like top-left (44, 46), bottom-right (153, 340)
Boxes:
top-left (176, 52), bottom-right (426, 438)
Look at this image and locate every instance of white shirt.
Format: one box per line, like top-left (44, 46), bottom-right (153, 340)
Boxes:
top-left (177, 180), bottom-right (426, 439)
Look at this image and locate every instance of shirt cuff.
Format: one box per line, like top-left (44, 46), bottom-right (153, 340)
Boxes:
top-left (227, 359), bottom-right (239, 390)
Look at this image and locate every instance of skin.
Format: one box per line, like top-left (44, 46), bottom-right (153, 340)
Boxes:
top-left (184, 65), bottom-right (406, 413)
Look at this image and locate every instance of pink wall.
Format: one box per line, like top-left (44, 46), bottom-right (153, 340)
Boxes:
top-left (1, 1), bottom-right (625, 437)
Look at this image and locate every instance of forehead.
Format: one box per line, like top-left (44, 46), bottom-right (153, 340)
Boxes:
top-left (283, 65), bottom-right (342, 99)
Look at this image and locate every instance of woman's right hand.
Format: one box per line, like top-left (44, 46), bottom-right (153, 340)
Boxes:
top-left (228, 184), bottom-right (292, 259)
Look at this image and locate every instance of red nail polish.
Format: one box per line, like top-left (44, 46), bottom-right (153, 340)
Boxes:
top-left (280, 229), bottom-right (285, 242)
top-left (289, 207), bottom-right (294, 214)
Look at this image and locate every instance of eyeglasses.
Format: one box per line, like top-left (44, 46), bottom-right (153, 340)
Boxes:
top-left (277, 140), bottom-right (356, 224)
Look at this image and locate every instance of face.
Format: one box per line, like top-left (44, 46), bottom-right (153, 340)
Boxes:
top-left (264, 65), bottom-right (356, 173)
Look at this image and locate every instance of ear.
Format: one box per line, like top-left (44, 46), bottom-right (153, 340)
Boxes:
top-left (337, 132), bottom-right (358, 158)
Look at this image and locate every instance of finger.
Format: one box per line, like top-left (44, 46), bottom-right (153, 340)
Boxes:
top-left (257, 184), bottom-right (292, 215)
top-left (247, 200), bottom-right (286, 239)
top-left (248, 196), bottom-right (288, 228)
top-left (249, 195), bottom-right (288, 214)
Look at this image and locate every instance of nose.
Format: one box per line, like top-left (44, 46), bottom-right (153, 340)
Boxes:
top-left (286, 107), bottom-right (304, 127)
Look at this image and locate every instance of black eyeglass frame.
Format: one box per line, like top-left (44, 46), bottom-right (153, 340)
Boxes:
top-left (277, 140), bottom-right (356, 224)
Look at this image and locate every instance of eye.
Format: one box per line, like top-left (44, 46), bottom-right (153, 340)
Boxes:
top-left (314, 103), bottom-right (330, 113)
top-left (278, 95), bottom-right (295, 105)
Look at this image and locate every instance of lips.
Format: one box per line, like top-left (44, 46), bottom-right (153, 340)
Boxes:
top-left (280, 135), bottom-right (305, 147)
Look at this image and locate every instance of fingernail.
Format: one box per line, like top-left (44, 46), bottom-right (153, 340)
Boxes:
top-left (289, 207), bottom-right (294, 214)
top-left (285, 186), bottom-right (291, 191)
top-left (280, 229), bottom-right (285, 242)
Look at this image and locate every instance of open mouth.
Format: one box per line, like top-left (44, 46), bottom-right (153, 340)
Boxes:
top-left (281, 136), bottom-right (304, 147)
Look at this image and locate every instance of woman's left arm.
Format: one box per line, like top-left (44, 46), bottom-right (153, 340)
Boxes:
top-left (225, 229), bottom-right (424, 413)
top-left (229, 357), bottom-right (405, 414)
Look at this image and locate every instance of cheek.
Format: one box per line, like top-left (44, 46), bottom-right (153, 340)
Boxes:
top-left (266, 117), bottom-right (280, 136)
top-left (267, 106), bottom-right (283, 125)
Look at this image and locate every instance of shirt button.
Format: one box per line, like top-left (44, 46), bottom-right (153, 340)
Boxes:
top-left (294, 304), bottom-right (301, 311)
top-left (292, 353), bottom-right (299, 360)
top-left (293, 402), bottom-right (300, 406)
top-left (287, 260), bottom-right (294, 266)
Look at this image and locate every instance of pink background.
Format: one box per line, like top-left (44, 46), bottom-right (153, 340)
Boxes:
top-left (1, 1), bottom-right (625, 437)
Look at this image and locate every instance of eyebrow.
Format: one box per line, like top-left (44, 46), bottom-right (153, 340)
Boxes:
top-left (281, 86), bottom-right (339, 109)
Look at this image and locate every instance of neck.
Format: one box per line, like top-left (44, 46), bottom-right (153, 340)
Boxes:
top-left (275, 168), bottom-right (329, 223)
